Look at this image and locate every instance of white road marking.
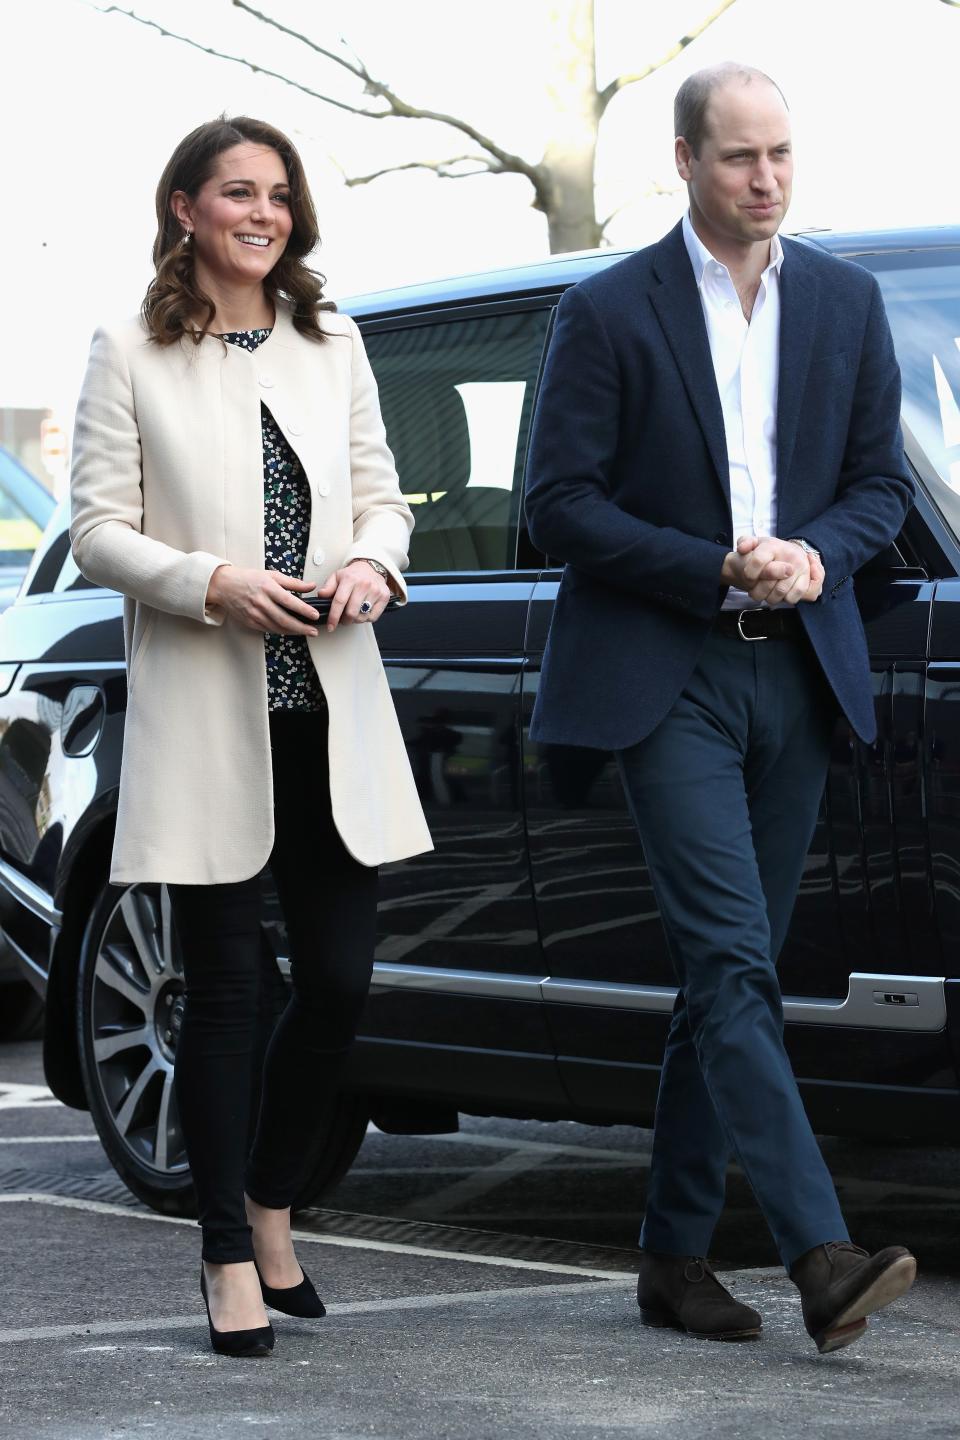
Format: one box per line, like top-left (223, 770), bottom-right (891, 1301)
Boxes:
top-left (0, 1279), bottom-right (627, 1345)
top-left (387, 1127), bottom-right (645, 1164)
top-left (0, 1083), bottom-right (60, 1110)
top-left (397, 1149), bottom-right (553, 1219)
top-left (0, 1193), bottom-right (629, 1280)
top-left (0, 1134), bottom-right (99, 1144)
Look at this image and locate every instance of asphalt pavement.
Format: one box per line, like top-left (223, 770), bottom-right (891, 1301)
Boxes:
top-left (2, 1037), bottom-right (959, 1440)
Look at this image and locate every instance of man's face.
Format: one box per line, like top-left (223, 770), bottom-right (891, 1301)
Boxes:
top-left (675, 80), bottom-right (793, 248)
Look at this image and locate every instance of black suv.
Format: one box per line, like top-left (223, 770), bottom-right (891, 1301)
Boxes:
top-left (2, 227), bottom-right (960, 1216)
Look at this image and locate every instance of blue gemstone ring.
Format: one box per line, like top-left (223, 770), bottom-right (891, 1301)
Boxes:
top-left (359, 600), bottom-right (372, 615)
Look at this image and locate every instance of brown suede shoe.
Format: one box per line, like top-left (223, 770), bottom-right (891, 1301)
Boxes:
top-left (789, 1241), bottom-right (917, 1354)
top-left (637, 1251), bottom-right (762, 1341)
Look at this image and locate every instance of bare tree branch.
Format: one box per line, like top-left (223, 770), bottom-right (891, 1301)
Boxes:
top-left (103, 3), bottom-right (547, 197)
top-left (598, 179), bottom-right (682, 236)
top-left (99, 6), bottom-right (391, 119)
top-left (343, 157), bottom-right (501, 188)
top-left (231, 1), bottom-right (369, 80)
top-left (230, 0), bottom-right (544, 186)
top-left (597, 0), bottom-right (740, 115)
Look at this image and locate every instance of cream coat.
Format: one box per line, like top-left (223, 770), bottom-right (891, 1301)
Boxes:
top-left (70, 301), bottom-right (433, 884)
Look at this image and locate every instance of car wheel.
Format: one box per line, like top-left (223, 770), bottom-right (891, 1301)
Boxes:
top-left (77, 880), bottom-right (196, 1216)
top-left (291, 1094), bottom-right (370, 1214)
top-left (0, 978), bottom-right (45, 1042)
top-left (77, 879), bottom-right (369, 1219)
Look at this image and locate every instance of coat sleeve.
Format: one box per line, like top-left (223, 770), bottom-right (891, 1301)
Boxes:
top-left (338, 315), bottom-right (415, 603)
top-left (69, 325), bottom-right (229, 625)
top-left (523, 283), bottom-right (728, 620)
top-left (792, 276), bottom-right (915, 602)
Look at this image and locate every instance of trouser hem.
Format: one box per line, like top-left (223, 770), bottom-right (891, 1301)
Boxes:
top-left (781, 1222), bottom-right (851, 1274)
top-left (640, 1219), bottom-right (716, 1260)
top-left (200, 1244), bottom-right (256, 1264)
top-left (243, 1179), bottom-right (295, 1210)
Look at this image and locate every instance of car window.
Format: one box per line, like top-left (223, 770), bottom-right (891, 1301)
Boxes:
top-left (855, 249), bottom-right (960, 531)
top-left (23, 502), bottom-right (97, 597)
top-left (0, 448), bottom-right (53, 572)
top-left (363, 309), bottom-right (550, 573)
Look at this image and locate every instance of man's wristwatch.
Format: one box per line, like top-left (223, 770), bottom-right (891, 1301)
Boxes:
top-left (786, 537), bottom-right (821, 561)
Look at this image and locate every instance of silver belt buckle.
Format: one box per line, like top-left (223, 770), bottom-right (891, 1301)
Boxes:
top-left (736, 608), bottom-right (768, 642)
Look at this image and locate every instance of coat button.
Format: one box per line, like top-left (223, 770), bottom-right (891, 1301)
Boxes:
top-left (714, 532), bottom-right (729, 544)
top-left (258, 373), bottom-right (274, 388)
top-left (286, 419), bottom-right (303, 435)
top-left (317, 481), bottom-right (330, 498)
top-left (312, 547), bottom-right (325, 566)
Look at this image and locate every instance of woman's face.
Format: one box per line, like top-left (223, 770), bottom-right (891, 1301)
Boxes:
top-left (172, 143), bottom-right (294, 288)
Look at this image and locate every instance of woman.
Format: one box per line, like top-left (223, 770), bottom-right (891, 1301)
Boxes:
top-left (69, 116), bottom-right (433, 1358)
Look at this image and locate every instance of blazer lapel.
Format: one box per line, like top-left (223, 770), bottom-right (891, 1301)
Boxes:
top-left (649, 224), bottom-right (730, 508)
top-left (776, 242), bottom-right (819, 503)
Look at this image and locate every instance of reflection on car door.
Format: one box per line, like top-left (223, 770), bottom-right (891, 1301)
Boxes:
top-left (351, 303), bottom-right (567, 1112)
top-left (523, 529), bottom-right (946, 1134)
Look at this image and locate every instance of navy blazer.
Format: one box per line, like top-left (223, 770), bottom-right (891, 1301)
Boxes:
top-left (524, 221), bottom-right (915, 749)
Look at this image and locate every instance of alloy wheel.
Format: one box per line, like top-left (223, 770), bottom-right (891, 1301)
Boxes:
top-left (88, 884), bottom-right (188, 1177)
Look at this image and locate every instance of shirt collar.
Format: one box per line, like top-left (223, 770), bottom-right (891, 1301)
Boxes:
top-left (682, 210), bottom-right (784, 289)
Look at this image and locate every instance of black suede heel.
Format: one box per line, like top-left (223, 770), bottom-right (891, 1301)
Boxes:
top-left (255, 1260), bottom-right (327, 1318)
top-left (200, 1264), bottom-right (275, 1357)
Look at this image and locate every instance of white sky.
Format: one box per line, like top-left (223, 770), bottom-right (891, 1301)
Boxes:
top-left (1, 0), bottom-right (958, 430)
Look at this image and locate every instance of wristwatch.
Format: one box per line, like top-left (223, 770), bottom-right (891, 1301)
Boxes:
top-left (786, 537), bottom-right (821, 561)
top-left (360, 558), bottom-right (390, 580)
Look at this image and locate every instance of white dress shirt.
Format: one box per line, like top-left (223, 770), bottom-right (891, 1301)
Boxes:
top-left (682, 211), bottom-right (784, 610)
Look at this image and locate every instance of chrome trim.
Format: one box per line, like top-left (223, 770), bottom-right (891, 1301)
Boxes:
top-left (544, 972), bottom-right (947, 1033)
top-left (361, 964), bottom-right (948, 1033)
top-left (22, 661), bottom-right (127, 674)
top-left (541, 978), bottom-right (677, 1013)
top-left (0, 860), bottom-right (62, 927)
top-left (277, 957), bottom-right (544, 1000)
top-left (371, 962), bottom-right (544, 1000)
top-left (782, 973), bottom-right (947, 1032)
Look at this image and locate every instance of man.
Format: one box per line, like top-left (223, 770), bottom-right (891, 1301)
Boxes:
top-left (523, 62), bottom-right (917, 1355)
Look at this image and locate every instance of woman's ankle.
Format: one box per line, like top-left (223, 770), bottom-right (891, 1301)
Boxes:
top-left (244, 1192), bottom-right (292, 1226)
top-left (203, 1258), bottom-right (257, 1273)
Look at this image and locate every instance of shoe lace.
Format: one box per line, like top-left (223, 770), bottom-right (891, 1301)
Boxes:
top-left (824, 1241), bottom-right (869, 1260)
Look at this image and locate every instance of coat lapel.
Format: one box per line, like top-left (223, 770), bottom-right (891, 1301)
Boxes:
top-left (776, 242), bottom-right (819, 506)
top-left (649, 223), bottom-right (730, 509)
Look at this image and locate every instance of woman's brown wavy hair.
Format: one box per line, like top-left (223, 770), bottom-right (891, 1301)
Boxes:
top-left (142, 115), bottom-right (336, 346)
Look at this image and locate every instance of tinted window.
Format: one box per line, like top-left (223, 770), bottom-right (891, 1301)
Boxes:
top-left (0, 448), bottom-right (54, 570)
top-left (856, 249), bottom-right (960, 533)
top-left (24, 502), bottom-right (97, 597)
top-left (364, 309), bottom-right (550, 573)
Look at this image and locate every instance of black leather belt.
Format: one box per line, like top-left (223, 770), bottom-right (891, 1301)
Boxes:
top-left (713, 607), bottom-right (804, 642)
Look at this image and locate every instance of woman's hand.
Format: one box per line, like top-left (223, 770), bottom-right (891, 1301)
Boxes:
top-left (316, 560), bottom-right (392, 632)
top-left (205, 566), bottom-right (320, 635)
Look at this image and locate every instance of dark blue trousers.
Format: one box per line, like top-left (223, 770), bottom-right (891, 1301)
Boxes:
top-left (616, 627), bottom-right (850, 1269)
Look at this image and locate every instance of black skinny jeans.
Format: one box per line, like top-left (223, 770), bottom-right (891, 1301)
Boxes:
top-left (169, 709), bottom-right (378, 1264)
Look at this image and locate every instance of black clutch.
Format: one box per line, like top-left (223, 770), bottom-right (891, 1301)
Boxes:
top-left (302, 595), bottom-right (400, 620)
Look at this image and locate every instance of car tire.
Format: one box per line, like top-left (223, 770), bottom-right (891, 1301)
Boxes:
top-left (0, 978), bottom-right (45, 1042)
top-left (290, 1094), bottom-right (370, 1214)
top-left (76, 878), bottom-right (368, 1219)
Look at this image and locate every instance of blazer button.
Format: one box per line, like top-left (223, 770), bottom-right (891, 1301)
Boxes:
top-left (316, 481), bottom-right (331, 498)
top-left (258, 373), bottom-right (274, 388)
top-left (312, 547), bottom-right (325, 566)
top-left (286, 419), bottom-right (304, 435)
top-left (714, 532), bottom-right (729, 544)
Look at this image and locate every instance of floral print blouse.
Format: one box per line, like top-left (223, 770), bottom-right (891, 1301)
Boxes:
top-left (220, 328), bottom-right (326, 713)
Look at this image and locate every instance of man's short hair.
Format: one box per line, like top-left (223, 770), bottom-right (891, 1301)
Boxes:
top-left (674, 63), bottom-right (788, 157)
